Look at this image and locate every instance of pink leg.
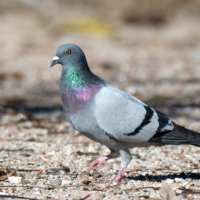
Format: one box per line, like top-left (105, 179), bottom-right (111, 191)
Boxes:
top-left (111, 166), bottom-right (127, 182)
top-left (86, 156), bottom-right (110, 171)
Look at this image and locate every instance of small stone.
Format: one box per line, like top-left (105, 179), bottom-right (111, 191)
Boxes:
top-left (16, 113), bottom-right (27, 121)
top-left (61, 165), bottom-right (70, 172)
top-left (46, 150), bottom-right (56, 156)
top-left (52, 179), bottom-right (61, 185)
top-left (20, 152), bottom-right (32, 157)
top-left (73, 191), bottom-right (90, 199)
top-left (8, 176), bottom-right (22, 184)
top-left (106, 189), bottom-right (115, 197)
top-left (28, 162), bottom-right (34, 165)
top-left (76, 173), bottom-right (90, 185)
top-left (62, 180), bottom-right (71, 185)
top-left (19, 121), bottom-right (32, 128)
top-left (0, 192), bottom-right (8, 195)
top-left (114, 189), bottom-right (123, 194)
top-left (91, 172), bottom-right (102, 178)
top-left (70, 171), bottom-right (78, 178)
top-left (127, 180), bottom-right (135, 189)
top-left (166, 179), bottom-right (174, 184)
top-left (79, 186), bottom-right (88, 191)
top-left (35, 191), bottom-right (41, 195)
top-left (106, 189), bottom-right (122, 197)
top-left (175, 178), bottom-right (184, 182)
top-left (177, 194), bottom-right (187, 198)
top-left (59, 170), bottom-right (67, 175)
top-left (90, 193), bottom-right (105, 200)
top-left (47, 184), bottom-right (55, 190)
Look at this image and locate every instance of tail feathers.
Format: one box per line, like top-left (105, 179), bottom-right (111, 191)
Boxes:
top-left (149, 122), bottom-right (200, 146)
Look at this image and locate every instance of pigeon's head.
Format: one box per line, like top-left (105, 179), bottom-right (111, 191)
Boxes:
top-left (49, 44), bottom-right (87, 68)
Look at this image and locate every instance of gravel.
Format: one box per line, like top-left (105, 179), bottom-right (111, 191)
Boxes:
top-left (0, 108), bottom-right (200, 199)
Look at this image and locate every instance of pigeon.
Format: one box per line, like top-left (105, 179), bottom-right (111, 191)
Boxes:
top-left (49, 44), bottom-right (200, 182)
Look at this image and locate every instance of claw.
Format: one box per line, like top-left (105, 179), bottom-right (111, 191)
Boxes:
top-left (111, 166), bottom-right (127, 182)
top-left (87, 158), bottom-right (128, 182)
top-left (111, 177), bottom-right (129, 182)
top-left (86, 157), bottom-right (110, 171)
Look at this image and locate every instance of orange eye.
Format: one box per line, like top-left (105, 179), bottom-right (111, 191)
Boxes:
top-left (66, 49), bottom-right (71, 55)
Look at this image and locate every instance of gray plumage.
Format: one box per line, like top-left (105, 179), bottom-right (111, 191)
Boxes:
top-left (49, 44), bottom-right (200, 182)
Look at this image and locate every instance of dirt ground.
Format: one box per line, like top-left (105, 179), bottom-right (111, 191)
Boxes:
top-left (1, 0), bottom-right (200, 199)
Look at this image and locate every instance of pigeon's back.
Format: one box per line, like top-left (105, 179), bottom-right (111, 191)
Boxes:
top-left (94, 85), bottom-right (165, 143)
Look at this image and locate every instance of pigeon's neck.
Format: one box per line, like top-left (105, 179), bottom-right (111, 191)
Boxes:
top-left (60, 65), bottom-right (104, 114)
top-left (61, 66), bottom-right (90, 89)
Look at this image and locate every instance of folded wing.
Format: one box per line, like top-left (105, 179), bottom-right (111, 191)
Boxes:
top-left (95, 86), bottom-right (174, 143)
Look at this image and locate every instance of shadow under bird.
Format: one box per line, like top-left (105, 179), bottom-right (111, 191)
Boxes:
top-left (49, 44), bottom-right (200, 182)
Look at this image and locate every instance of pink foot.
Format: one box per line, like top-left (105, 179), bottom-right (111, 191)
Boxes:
top-left (86, 157), bottom-right (110, 171)
top-left (111, 166), bottom-right (127, 182)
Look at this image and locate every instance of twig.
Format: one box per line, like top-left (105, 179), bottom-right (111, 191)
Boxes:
top-left (67, 142), bottom-right (92, 144)
top-left (0, 139), bottom-right (92, 144)
top-left (75, 151), bottom-right (99, 156)
top-left (0, 186), bottom-right (45, 189)
top-left (178, 190), bottom-right (200, 195)
top-left (80, 194), bottom-right (90, 200)
top-left (16, 168), bottom-right (44, 172)
top-left (93, 185), bottom-right (160, 191)
top-left (0, 195), bottom-right (43, 200)
top-left (0, 169), bottom-right (16, 181)
top-left (0, 149), bottom-right (34, 152)
top-left (124, 186), bottom-right (160, 191)
top-left (0, 138), bottom-right (44, 143)
top-left (0, 168), bottom-right (44, 172)
top-left (0, 186), bottom-right (32, 188)
top-left (182, 179), bottom-right (193, 188)
top-left (0, 166), bottom-right (70, 172)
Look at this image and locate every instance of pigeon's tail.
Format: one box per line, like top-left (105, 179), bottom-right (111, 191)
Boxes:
top-left (149, 122), bottom-right (200, 147)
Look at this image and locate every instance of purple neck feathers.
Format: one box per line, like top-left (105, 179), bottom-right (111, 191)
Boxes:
top-left (60, 83), bottom-right (102, 114)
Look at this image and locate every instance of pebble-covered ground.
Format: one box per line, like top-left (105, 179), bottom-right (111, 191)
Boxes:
top-left (1, 0), bottom-right (200, 199)
top-left (1, 108), bottom-right (200, 199)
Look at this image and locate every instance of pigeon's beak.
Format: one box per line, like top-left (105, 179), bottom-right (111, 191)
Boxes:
top-left (49, 56), bottom-right (60, 68)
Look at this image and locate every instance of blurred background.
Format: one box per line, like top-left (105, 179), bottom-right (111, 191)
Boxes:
top-left (0, 0), bottom-right (200, 118)
top-left (1, 0), bottom-right (200, 115)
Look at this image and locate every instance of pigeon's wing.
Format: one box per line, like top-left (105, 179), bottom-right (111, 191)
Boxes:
top-left (95, 86), bottom-right (174, 143)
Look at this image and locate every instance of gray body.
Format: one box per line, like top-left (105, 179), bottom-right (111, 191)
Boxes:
top-left (50, 44), bottom-right (200, 170)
